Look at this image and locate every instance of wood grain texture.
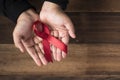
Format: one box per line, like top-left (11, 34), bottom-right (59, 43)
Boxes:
top-left (69, 12), bottom-right (120, 43)
top-left (66, 0), bottom-right (120, 12)
top-left (1, 12), bottom-right (120, 43)
top-left (28, 0), bottom-right (120, 12)
top-left (0, 44), bottom-right (120, 79)
top-left (1, 1), bottom-right (120, 79)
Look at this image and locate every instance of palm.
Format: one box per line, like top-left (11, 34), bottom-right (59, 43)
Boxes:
top-left (13, 11), bottom-right (48, 66)
top-left (39, 6), bottom-right (75, 61)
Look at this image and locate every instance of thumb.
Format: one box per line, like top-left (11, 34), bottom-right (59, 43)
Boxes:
top-left (13, 34), bottom-right (25, 53)
top-left (65, 21), bottom-right (76, 39)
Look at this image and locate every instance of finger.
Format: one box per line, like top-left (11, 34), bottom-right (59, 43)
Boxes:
top-left (50, 31), bottom-right (55, 59)
top-left (62, 52), bottom-right (67, 59)
top-left (65, 20), bottom-right (76, 38)
top-left (22, 39), bottom-right (42, 66)
top-left (34, 36), bottom-right (44, 54)
top-left (56, 30), bottom-right (62, 61)
top-left (38, 53), bottom-right (48, 65)
top-left (34, 44), bottom-right (48, 65)
top-left (13, 34), bottom-right (25, 53)
top-left (60, 31), bottom-right (69, 59)
top-left (52, 30), bottom-right (59, 60)
top-left (38, 42), bottom-right (45, 55)
top-left (34, 36), bottom-right (43, 42)
top-left (51, 45), bottom-right (57, 60)
top-left (56, 48), bottom-right (62, 61)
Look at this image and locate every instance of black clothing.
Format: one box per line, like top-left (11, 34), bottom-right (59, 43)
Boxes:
top-left (0, 0), bottom-right (68, 23)
top-left (0, 0), bottom-right (35, 22)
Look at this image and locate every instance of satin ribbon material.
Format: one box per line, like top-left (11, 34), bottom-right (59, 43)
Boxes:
top-left (33, 21), bottom-right (67, 62)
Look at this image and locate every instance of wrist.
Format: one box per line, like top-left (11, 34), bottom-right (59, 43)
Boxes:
top-left (44, 0), bottom-right (69, 10)
top-left (17, 9), bottom-right (39, 23)
top-left (41, 1), bottom-right (61, 12)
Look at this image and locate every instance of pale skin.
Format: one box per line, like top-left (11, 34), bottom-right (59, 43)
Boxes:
top-left (13, 1), bottom-right (76, 66)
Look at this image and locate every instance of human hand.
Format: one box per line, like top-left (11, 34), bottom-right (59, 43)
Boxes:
top-left (13, 9), bottom-right (48, 66)
top-left (40, 1), bottom-right (76, 61)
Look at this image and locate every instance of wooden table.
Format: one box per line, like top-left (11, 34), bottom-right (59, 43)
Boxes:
top-left (0, 44), bottom-right (119, 79)
top-left (0, 0), bottom-right (120, 79)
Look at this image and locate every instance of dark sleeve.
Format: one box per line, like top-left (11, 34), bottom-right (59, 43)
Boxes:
top-left (44, 0), bottom-right (69, 10)
top-left (2, 0), bottom-right (35, 23)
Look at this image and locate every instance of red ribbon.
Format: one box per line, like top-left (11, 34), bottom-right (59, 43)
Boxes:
top-left (33, 21), bottom-right (67, 62)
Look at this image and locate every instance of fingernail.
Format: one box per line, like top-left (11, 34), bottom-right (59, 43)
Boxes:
top-left (62, 54), bottom-right (66, 59)
top-left (43, 62), bottom-right (48, 65)
top-left (57, 58), bottom-right (62, 62)
top-left (37, 61), bottom-right (42, 67)
top-left (37, 63), bottom-right (42, 67)
top-left (19, 48), bottom-right (24, 53)
top-left (72, 34), bottom-right (76, 38)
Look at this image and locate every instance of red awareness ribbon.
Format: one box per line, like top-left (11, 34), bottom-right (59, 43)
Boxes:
top-left (33, 21), bottom-right (67, 62)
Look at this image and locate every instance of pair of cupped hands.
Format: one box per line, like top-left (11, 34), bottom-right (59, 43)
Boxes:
top-left (13, 1), bottom-right (76, 66)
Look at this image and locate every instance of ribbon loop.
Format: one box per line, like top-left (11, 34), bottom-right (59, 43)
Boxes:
top-left (33, 21), bottom-right (67, 62)
top-left (39, 32), bottom-right (49, 39)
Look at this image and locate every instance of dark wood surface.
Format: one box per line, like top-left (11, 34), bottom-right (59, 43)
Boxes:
top-left (28, 0), bottom-right (120, 12)
top-left (0, 0), bottom-right (120, 79)
top-left (69, 12), bottom-right (120, 43)
top-left (66, 0), bottom-right (120, 12)
top-left (1, 12), bottom-right (120, 43)
top-left (0, 44), bottom-right (120, 79)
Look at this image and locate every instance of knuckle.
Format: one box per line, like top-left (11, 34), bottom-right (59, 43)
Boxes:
top-left (57, 58), bottom-right (62, 62)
